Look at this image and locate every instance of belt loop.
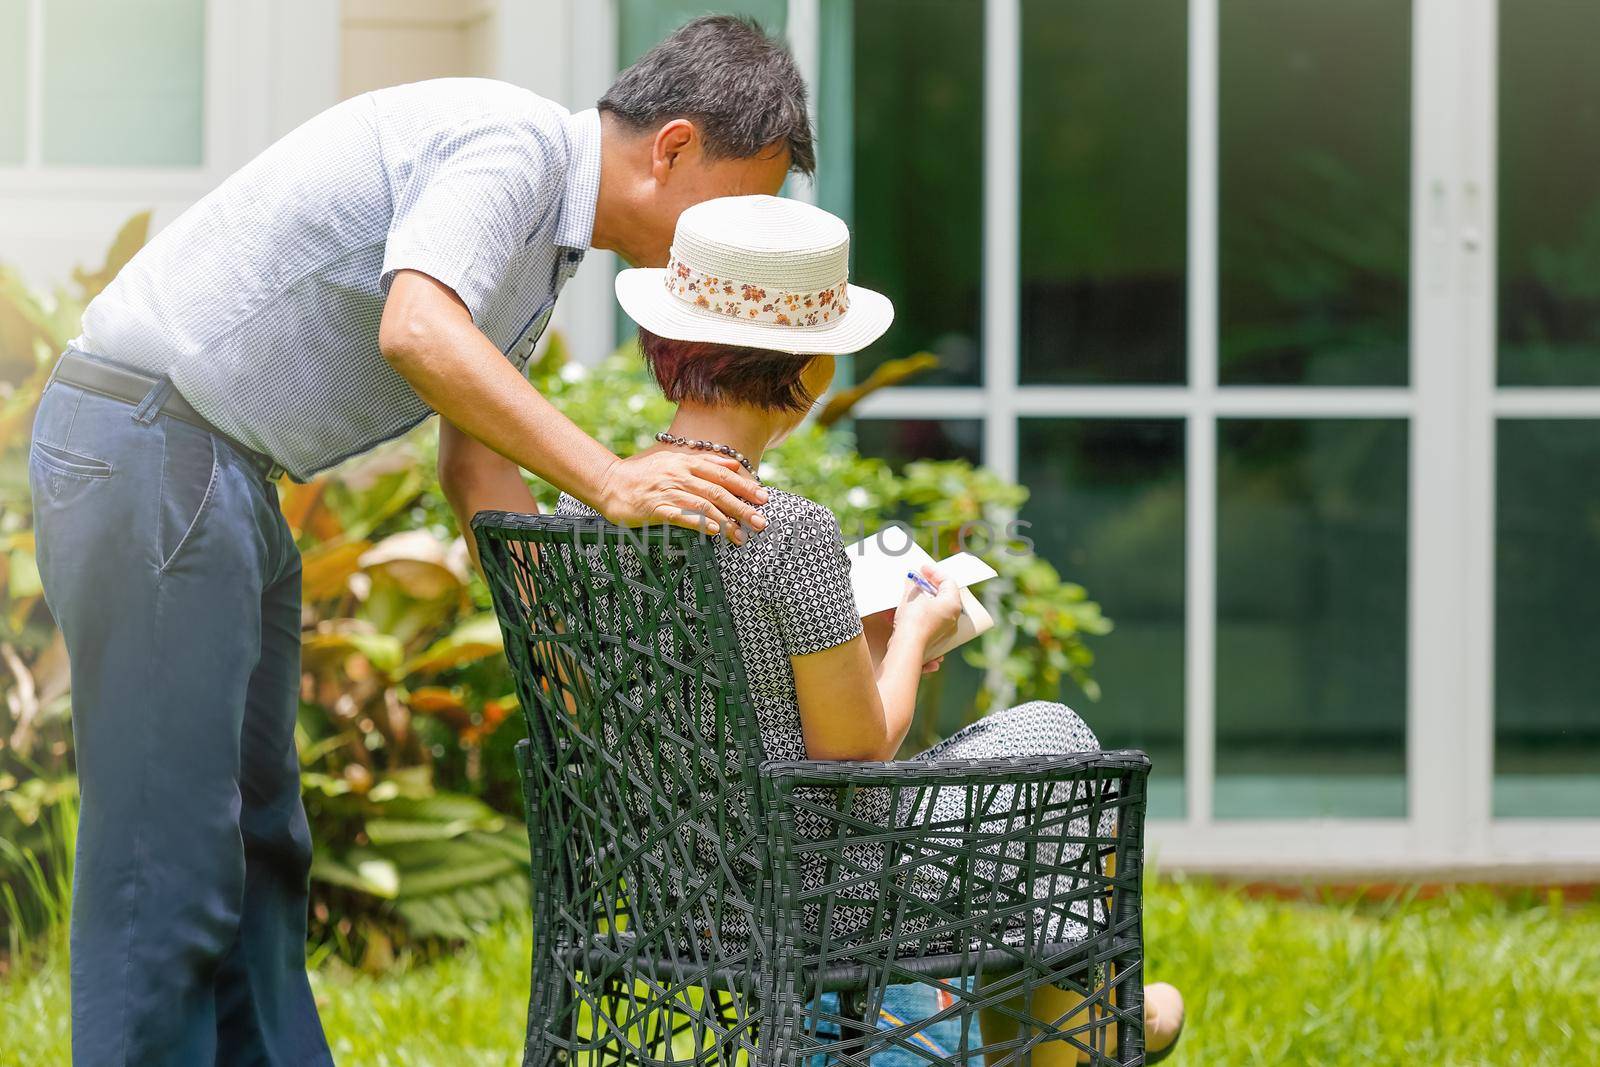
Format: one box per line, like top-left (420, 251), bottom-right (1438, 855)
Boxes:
top-left (131, 376), bottom-right (175, 425)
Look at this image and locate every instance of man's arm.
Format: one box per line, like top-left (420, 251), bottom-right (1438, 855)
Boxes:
top-left (381, 269), bottom-right (769, 540)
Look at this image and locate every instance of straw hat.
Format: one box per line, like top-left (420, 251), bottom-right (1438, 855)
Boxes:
top-left (615, 194), bottom-right (893, 355)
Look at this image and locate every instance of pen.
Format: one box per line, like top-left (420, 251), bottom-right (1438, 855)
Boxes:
top-left (906, 571), bottom-right (939, 596)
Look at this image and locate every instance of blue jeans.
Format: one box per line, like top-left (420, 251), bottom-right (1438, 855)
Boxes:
top-left (29, 367), bottom-right (331, 1066)
top-left (812, 983), bottom-right (985, 1065)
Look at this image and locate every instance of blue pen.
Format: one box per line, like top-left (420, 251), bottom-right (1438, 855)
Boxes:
top-left (906, 570), bottom-right (938, 596)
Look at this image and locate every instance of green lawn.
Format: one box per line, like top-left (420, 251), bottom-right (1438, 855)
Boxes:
top-left (3, 878), bottom-right (1597, 1065)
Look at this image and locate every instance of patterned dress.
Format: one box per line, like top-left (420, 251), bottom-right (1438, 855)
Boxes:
top-left (556, 488), bottom-right (1104, 947)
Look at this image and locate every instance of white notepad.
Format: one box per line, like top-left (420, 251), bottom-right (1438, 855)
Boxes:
top-left (845, 536), bottom-right (998, 661)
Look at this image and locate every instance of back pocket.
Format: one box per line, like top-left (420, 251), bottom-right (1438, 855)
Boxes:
top-left (31, 440), bottom-right (112, 480)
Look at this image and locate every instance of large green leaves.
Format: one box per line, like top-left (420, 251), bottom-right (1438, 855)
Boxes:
top-left (306, 769), bottom-right (530, 949)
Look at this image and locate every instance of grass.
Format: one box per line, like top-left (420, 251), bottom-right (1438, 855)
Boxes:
top-left (3, 878), bottom-right (1598, 1065)
top-left (1147, 878), bottom-right (1600, 1066)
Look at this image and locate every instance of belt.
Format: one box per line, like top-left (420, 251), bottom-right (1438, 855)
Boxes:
top-left (51, 350), bottom-right (288, 481)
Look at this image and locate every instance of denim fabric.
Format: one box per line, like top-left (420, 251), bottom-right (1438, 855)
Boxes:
top-left (811, 983), bottom-right (985, 1065)
top-left (29, 368), bottom-right (330, 1066)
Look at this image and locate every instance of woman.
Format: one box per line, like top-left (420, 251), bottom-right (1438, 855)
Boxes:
top-left (561, 194), bottom-right (1184, 1063)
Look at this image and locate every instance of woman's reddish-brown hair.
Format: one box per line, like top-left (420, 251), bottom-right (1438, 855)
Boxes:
top-left (638, 327), bottom-right (820, 412)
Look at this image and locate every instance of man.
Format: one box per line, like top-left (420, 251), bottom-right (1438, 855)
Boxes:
top-left (27, 16), bottom-right (809, 1065)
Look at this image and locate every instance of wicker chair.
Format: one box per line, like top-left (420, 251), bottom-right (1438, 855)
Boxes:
top-left (474, 512), bottom-right (1151, 1066)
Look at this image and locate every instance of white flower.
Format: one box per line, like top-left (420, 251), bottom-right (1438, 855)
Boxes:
top-left (847, 486), bottom-right (871, 508)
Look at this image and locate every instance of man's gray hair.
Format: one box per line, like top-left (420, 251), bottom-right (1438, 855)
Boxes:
top-left (599, 15), bottom-right (815, 176)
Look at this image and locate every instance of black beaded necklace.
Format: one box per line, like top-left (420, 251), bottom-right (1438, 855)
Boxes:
top-left (655, 431), bottom-right (759, 478)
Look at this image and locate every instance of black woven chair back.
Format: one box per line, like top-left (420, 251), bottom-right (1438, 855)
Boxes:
top-left (475, 513), bottom-right (772, 1052)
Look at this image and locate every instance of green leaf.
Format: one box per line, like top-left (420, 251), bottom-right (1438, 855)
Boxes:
top-left (365, 816), bottom-right (503, 845)
top-left (399, 612), bottom-right (504, 677)
top-left (302, 628), bottom-right (404, 675)
top-left (8, 547), bottom-right (40, 598)
top-left (309, 854), bottom-right (399, 899)
top-left (469, 827), bottom-right (533, 863)
top-left (395, 896), bottom-right (475, 941)
top-left (377, 791), bottom-right (501, 824)
top-left (399, 855), bottom-right (520, 897)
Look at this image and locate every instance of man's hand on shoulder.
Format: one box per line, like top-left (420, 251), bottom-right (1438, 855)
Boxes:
top-left (597, 451), bottom-right (769, 543)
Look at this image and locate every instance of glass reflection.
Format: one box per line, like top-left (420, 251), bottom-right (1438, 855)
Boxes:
top-left (1498, 1), bottom-right (1600, 385)
top-left (853, 418), bottom-right (982, 471)
top-left (1219, 0), bottom-right (1411, 385)
top-left (1494, 420), bottom-right (1600, 816)
top-left (0, 1), bottom-right (24, 165)
top-left (1019, 0), bottom-right (1187, 384)
top-left (851, 0), bottom-right (984, 387)
top-left (1019, 419), bottom-right (1186, 818)
top-left (42, 0), bottom-right (205, 167)
top-left (1215, 419), bottom-right (1407, 818)
top-left (618, 0), bottom-right (787, 64)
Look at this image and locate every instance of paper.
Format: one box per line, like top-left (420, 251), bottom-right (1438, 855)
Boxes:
top-left (844, 535), bottom-right (998, 661)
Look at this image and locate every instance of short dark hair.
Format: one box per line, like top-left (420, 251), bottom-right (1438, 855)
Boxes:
top-left (600, 15), bottom-right (815, 176)
top-left (639, 328), bottom-right (818, 412)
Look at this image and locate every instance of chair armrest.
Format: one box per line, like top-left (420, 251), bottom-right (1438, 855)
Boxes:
top-left (759, 749), bottom-right (1151, 790)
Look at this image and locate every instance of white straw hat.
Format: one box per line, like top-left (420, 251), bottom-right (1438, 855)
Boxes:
top-left (615, 194), bottom-right (893, 355)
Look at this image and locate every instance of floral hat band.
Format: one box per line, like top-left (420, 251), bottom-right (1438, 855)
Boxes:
top-left (663, 252), bottom-right (850, 329)
top-left (615, 194), bottom-right (894, 357)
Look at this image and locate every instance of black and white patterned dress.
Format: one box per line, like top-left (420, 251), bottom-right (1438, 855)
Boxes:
top-left (556, 488), bottom-right (1104, 946)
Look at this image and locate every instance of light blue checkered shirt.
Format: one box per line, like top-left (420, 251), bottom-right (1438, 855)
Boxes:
top-left (76, 79), bottom-right (602, 480)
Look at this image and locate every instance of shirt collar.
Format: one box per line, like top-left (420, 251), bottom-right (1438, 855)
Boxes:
top-left (555, 108), bottom-right (602, 251)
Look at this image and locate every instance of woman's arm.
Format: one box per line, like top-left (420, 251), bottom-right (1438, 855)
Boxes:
top-left (438, 419), bottom-right (541, 572)
top-left (791, 565), bottom-right (963, 761)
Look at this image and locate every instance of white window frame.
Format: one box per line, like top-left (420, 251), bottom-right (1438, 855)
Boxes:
top-left (0, 0), bottom-right (337, 199)
top-left (780, 0), bottom-right (1600, 873)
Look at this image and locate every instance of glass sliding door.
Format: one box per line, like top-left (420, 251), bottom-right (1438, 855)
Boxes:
top-left (610, 0), bottom-right (1600, 864)
top-left (1213, 0), bottom-right (1412, 815)
top-left (1494, 0), bottom-right (1600, 817)
top-left (831, 0), bottom-right (1416, 838)
top-left (1015, 0), bottom-right (1190, 814)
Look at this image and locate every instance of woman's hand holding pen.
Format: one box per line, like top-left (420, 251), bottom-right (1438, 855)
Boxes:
top-left (892, 564), bottom-right (963, 657)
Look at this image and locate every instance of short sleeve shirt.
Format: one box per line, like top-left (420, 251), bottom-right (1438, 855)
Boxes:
top-left (76, 79), bottom-right (602, 480)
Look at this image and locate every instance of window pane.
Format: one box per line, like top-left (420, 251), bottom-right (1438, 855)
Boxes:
top-left (1019, 419), bottom-right (1186, 818)
top-left (1497, 2), bottom-right (1600, 385)
top-left (1215, 419), bottom-right (1407, 818)
top-left (1019, 0), bottom-right (1187, 384)
top-left (0, 0), bottom-right (24, 164)
top-left (853, 418), bottom-right (982, 470)
top-left (1495, 421), bottom-right (1600, 816)
top-left (1218, 1), bottom-right (1411, 385)
top-left (852, 0), bottom-right (983, 387)
top-left (42, 0), bottom-right (205, 167)
top-left (618, 1), bottom-right (787, 66)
